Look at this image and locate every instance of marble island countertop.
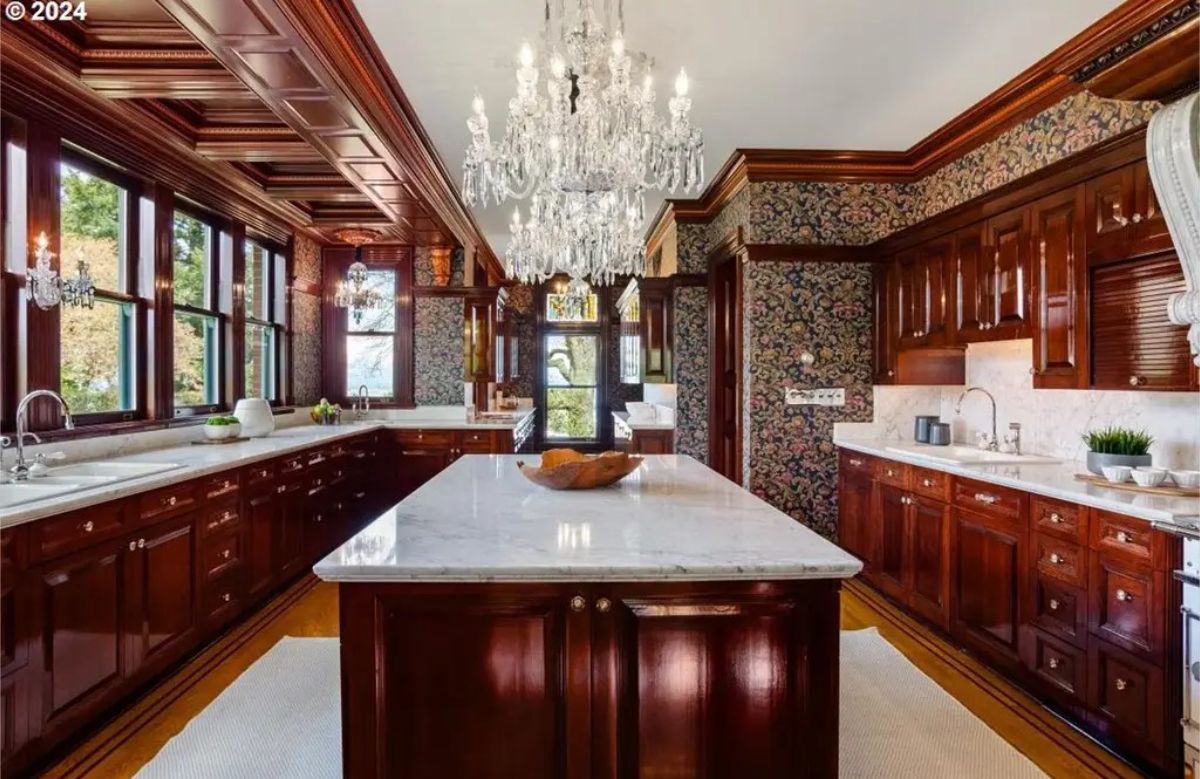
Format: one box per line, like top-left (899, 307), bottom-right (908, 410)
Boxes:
top-left (835, 436), bottom-right (1200, 526)
top-left (1, 408), bottom-right (537, 528)
top-left (612, 411), bottom-right (675, 431)
top-left (314, 454), bottom-right (862, 583)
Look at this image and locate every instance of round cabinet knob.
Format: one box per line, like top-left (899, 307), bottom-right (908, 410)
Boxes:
top-left (137, 538), bottom-right (145, 549)
top-left (1048, 658), bottom-right (1060, 670)
top-left (1114, 214), bottom-right (1129, 227)
top-left (167, 496), bottom-right (177, 506)
top-left (1114, 678), bottom-right (1128, 692)
top-left (569, 595), bottom-right (586, 612)
top-left (276, 485), bottom-right (286, 494)
top-left (1131, 213), bottom-right (1143, 224)
top-left (129, 541), bottom-right (137, 551)
top-left (1115, 588), bottom-right (1132, 602)
top-left (1115, 531), bottom-right (1130, 544)
top-left (596, 597), bottom-right (612, 613)
top-left (886, 469), bottom-right (895, 477)
top-left (1128, 376), bottom-right (1143, 386)
top-left (1049, 553), bottom-right (1062, 565)
top-left (1049, 598), bottom-right (1060, 611)
top-left (922, 479), bottom-right (934, 488)
top-left (222, 480), bottom-right (231, 490)
top-left (221, 592), bottom-right (231, 603)
top-left (221, 549), bottom-right (231, 560)
top-left (82, 520), bottom-right (94, 533)
top-left (848, 459), bottom-right (863, 467)
top-left (887, 370), bottom-right (894, 377)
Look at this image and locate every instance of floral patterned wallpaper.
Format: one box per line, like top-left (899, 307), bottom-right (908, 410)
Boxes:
top-left (505, 284), bottom-right (537, 400)
top-left (414, 297), bottom-right (464, 406)
top-left (673, 285), bottom-right (709, 461)
top-left (749, 181), bottom-right (916, 245)
top-left (742, 261), bottom-right (875, 539)
top-left (291, 233), bottom-right (323, 406)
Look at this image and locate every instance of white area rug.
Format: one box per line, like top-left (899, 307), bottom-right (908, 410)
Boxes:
top-left (138, 629), bottom-right (1046, 778)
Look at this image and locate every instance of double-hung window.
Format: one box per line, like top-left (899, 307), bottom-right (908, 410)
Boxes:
top-left (58, 154), bottom-right (138, 420)
top-left (172, 209), bottom-right (222, 413)
top-left (244, 240), bottom-right (285, 402)
top-left (345, 268), bottom-right (397, 400)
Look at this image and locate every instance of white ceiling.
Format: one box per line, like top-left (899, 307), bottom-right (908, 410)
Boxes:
top-left (354, 0), bottom-right (1124, 256)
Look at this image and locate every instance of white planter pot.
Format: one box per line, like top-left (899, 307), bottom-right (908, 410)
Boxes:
top-left (234, 398), bottom-right (275, 438)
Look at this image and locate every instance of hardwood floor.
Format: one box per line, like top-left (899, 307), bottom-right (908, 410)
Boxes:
top-left (41, 577), bottom-right (1142, 778)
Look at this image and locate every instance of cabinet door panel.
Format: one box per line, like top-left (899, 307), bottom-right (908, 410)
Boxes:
top-left (1085, 165), bottom-right (1136, 263)
top-left (1132, 160), bottom-right (1172, 254)
top-left (954, 224), bottom-right (991, 341)
top-left (838, 474), bottom-right (873, 570)
top-left (274, 480), bottom-right (306, 581)
top-left (909, 498), bottom-right (950, 630)
top-left (987, 208), bottom-right (1031, 337)
top-left (875, 484), bottom-right (909, 602)
top-left (128, 516), bottom-right (195, 672)
top-left (953, 508), bottom-right (1023, 667)
top-left (895, 250), bottom-right (924, 347)
top-left (1031, 187), bottom-right (1086, 388)
top-left (919, 239), bottom-right (952, 345)
top-left (245, 488), bottom-right (275, 599)
top-left (36, 542), bottom-right (125, 722)
top-left (873, 264), bottom-right (897, 383)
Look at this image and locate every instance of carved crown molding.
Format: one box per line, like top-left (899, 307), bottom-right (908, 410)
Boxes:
top-left (1146, 91), bottom-right (1200, 365)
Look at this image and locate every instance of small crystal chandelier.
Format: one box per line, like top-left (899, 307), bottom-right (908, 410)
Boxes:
top-left (332, 228), bottom-right (386, 325)
top-left (26, 232), bottom-right (95, 310)
top-left (463, 0), bottom-right (704, 287)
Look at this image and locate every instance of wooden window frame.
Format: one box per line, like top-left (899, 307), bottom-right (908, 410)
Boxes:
top-left (170, 204), bottom-right (226, 417)
top-left (242, 238), bottom-right (287, 405)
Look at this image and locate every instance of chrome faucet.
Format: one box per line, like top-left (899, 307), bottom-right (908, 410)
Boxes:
top-left (12, 390), bottom-right (74, 480)
top-left (954, 386), bottom-right (998, 452)
top-left (353, 384), bottom-right (370, 421)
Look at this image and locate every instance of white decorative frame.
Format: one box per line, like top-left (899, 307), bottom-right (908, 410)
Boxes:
top-left (1146, 91), bottom-right (1200, 366)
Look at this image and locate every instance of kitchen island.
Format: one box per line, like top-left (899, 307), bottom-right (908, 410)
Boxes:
top-left (315, 454), bottom-right (860, 778)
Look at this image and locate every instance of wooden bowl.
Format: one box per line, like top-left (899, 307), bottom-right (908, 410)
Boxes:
top-left (517, 449), bottom-right (644, 490)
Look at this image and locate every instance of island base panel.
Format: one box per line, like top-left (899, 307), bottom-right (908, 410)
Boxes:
top-left (338, 579), bottom-right (841, 778)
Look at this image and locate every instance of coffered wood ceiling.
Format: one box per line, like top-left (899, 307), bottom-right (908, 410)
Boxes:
top-left (0, 0), bottom-right (501, 274)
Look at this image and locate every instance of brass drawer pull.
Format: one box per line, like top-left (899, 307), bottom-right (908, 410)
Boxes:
top-left (1115, 588), bottom-right (1132, 602)
top-left (1048, 598), bottom-right (1060, 611)
top-left (166, 496), bottom-right (177, 506)
top-left (1114, 678), bottom-right (1128, 691)
top-left (221, 592), bottom-right (231, 604)
top-left (848, 458), bottom-right (864, 467)
top-left (974, 492), bottom-right (998, 505)
top-left (596, 597), bottom-right (611, 613)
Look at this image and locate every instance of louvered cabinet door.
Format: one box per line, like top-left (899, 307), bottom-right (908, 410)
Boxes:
top-left (1091, 254), bottom-right (1197, 391)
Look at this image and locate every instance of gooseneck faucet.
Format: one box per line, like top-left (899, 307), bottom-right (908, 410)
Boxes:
top-left (354, 384), bottom-right (370, 420)
top-left (955, 386), bottom-right (998, 452)
top-left (12, 390), bottom-right (74, 480)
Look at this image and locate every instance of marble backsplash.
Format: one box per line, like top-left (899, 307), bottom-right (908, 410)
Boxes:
top-left (849, 339), bottom-right (1199, 470)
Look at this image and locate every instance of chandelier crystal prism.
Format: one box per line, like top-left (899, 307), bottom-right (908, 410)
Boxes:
top-left (462, 0), bottom-right (704, 286)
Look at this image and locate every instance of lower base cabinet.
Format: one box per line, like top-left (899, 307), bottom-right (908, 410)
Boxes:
top-left (837, 448), bottom-right (1180, 776)
top-left (0, 430), bottom-right (387, 775)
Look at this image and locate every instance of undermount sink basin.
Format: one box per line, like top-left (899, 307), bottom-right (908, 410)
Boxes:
top-left (0, 481), bottom-right (83, 509)
top-left (885, 443), bottom-right (1060, 466)
top-left (0, 462), bottom-right (184, 511)
top-left (46, 461), bottom-right (183, 480)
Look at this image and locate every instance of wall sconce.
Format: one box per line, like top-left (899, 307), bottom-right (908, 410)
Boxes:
top-left (26, 232), bottom-right (96, 310)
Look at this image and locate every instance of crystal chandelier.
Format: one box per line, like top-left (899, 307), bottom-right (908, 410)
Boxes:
top-left (26, 231), bottom-right (95, 310)
top-left (463, 0), bottom-right (704, 287)
top-left (332, 228), bottom-right (387, 326)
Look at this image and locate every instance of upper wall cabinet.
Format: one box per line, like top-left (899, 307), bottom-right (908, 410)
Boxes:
top-left (1030, 186), bottom-right (1087, 389)
top-left (953, 223), bottom-right (991, 343)
top-left (983, 206), bottom-right (1032, 341)
top-left (1085, 160), bottom-right (1174, 266)
top-left (638, 278), bottom-right (674, 384)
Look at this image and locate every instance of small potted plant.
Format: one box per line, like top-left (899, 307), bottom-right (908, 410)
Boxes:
top-left (204, 415), bottom-right (242, 441)
top-left (1081, 426), bottom-right (1153, 475)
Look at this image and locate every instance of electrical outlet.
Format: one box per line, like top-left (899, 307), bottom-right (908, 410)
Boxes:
top-left (784, 387), bottom-right (846, 406)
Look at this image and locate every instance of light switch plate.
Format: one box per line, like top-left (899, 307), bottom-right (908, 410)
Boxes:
top-left (784, 387), bottom-right (846, 406)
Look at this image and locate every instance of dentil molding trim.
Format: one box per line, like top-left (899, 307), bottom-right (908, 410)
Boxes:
top-left (1146, 91), bottom-right (1200, 366)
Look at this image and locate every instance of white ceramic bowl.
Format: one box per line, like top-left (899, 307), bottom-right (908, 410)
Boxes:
top-left (1134, 466), bottom-right (1167, 474)
top-left (1101, 465), bottom-right (1131, 484)
top-left (203, 422), bottom-right (240, 440)
top-left (1130, 469), bottom-right (1167, 487)
top-left (1169, 470), bottom-right (1200, 489)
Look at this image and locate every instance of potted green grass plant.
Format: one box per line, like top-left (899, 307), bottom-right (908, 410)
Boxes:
top-left (1081, 426), bottom-right (1154, 475)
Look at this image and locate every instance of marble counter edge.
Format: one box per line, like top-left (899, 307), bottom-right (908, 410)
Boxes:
top-left (834, 437), bottom-right (1200, 525)
top-left (611, 412), bottom-right (676, 431)
top-left (312, 562), bottom-right (862, 583)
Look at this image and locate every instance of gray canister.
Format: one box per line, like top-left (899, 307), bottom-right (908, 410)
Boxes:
top-left (928, 422), bottom-right (952, 446)
top-left (914, 415), bottom-right (940, 443)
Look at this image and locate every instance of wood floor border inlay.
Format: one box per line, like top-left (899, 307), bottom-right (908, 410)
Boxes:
top-left (39, 575), bottom-right (322, 779)
top-left (843, 579), bottom-right (1144, 779)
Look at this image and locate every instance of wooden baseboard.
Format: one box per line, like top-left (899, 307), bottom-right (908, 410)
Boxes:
top-left (38, 574), bottom-right (321, 779)
top-left (844, 579), bottom-right (1143, 779)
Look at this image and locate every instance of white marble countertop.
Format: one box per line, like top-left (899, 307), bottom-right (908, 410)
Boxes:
top-left (1, 410), bottom-right (537, 529)
top-left (314, 454), bottom-right (862, 583)
top-left (373, 407), bottom-right (534, 430)
top-left (612, 411), bottom-right (675, 431)
top-left (835, 436), bottom-right (1200, 525)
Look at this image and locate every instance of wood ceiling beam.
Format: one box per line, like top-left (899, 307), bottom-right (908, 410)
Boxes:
top-left (80, 63), bottom-right (252, 100)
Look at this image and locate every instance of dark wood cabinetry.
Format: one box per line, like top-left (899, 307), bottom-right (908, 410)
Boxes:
top-left (953, 223), bottom-right (991, 342)
top-left (339, 579), bottom-right (841, 779)
top-left (0, 430), bottom-right (393, 774)
top-left (638, 277), bottom-right (674, 383)
top-left (1086, 160), bottom-right (1174, 266)
top-left (984, 206), bottom-right (1033, 339)
top-left (1030, 186), bottom-right (1087, 388)
top-left (837, 448), bottom-right (1181, 774)
top-left (390, 426), bottom-right (524, 502)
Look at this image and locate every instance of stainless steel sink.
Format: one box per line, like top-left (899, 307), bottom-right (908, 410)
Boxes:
top-left (884, 443), bottom-right (1060, 466)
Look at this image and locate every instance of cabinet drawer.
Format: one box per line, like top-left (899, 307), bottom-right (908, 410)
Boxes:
top-left (838, 450), bottom-right (876, 481)
top-left (201, 471), bottom-right (239, 501)
top-left (203, 569), bottom-right (245, 627)
top-left (393, 429), bottom-right (456, 450)
top-left (459, 430), bottom-right (495, 453)
top-left (328, 441), bottom-right (351, 460)
top-left (244, 461), bottom-right (275, 486)
top-left (952, 478), bottom-right (1025, 522)
top-left (200, 502), bottom-right (240, 537)
top-left (138, 482), bottom-right (197, 521)
top-left (876, 460), bottom-right (908, 488)
top-left (1032, 574), bottom-right (1087, 647)
top-left (203, 530), bottom-right (242, 581)
top-left (306, 448), bottom-right (328, 468)
top-left (910, 466), bottom-right (951, 501)
top-left (1031, 498), bottom-right (1086, 543)
top-left (32, 502), bottom-right (124, 561)
top-left (1033, 533), bottom-right (1086, 587)
top-left (279, 454), bottom-right (305, 476)
top-left (1088, 637), bottom-right (1165, 751)
top-left (1022, 627), bottom-right (1087, 705)
top-left (1089, 554), bottom-right (1165, 661)
top-left (1090, 510), bottom-right (1164, 568)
